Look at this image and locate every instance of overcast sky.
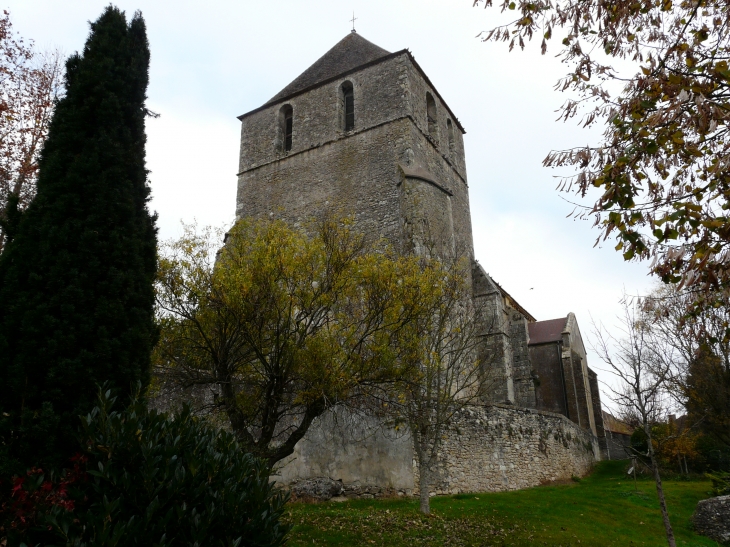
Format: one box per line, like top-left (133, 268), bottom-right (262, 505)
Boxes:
top-left (6, 0), bottom-right (655, 406)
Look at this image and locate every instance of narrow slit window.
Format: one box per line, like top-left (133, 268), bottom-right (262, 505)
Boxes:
top-left (426, 92), bottom-right (438, 142)
top-left (447, 119), bottom-right (455, 154)
top-left (284, 108), bottom-right (293, 151)
top-left (341, 81), bottom-right (354, 131)
top-left (279, 104), bottom-right (293, 152)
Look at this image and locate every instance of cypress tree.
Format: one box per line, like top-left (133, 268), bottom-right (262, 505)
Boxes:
top-left (0, 6), bottom-right (157, 472)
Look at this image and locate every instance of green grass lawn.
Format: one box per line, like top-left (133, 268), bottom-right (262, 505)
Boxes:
top-left (284, 461), bottom-right (719, 546)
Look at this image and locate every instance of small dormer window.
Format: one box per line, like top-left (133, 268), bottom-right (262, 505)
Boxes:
top-left (426, 92), bottom-right (438, 143)
top-left (278, 104), bottom-right (293, 152)
top-left (340, 81), bottom-right (354, 131)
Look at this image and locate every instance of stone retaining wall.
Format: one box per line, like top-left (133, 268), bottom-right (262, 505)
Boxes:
top-left (278, 404), bottom-right (600, 499)
top-left (419, 404), bottom-right (599, 495)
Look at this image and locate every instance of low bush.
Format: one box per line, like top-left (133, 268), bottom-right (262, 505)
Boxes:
top-left (707, 471), bottom-right (730, 497)
top-left (1, 389), bottom-right (290, 547)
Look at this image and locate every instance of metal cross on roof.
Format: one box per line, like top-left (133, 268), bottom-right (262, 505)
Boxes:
top-left (350, 11), bottom-right (358, 33)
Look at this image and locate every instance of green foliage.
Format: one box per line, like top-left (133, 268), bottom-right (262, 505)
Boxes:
top-left (1, 389), bottom-right (290, 547)
top-left (0, 6), bottom-right (158, 472)
top-left (707, 472), bottom-right (730, 497)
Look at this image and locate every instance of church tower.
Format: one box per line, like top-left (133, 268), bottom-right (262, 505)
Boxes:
top-left (236, 31), bottom-right (474, 264)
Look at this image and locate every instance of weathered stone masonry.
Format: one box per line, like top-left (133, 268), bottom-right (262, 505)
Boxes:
top-left (420, 405), bottom-right (599, 495)
top-left (281, 404), bottom-right (599, 499)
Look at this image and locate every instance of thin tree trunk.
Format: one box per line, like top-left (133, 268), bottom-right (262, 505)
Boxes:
top-left (647, 437), bottom-right (676, 547)
top-left (416, 442), bottom-right (431, 515)
top-left (419, 467), bottom-right (430, 515)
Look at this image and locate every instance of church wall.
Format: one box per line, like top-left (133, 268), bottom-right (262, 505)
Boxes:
top-left (564, 316), bottom-right (597, 436)
top-left (589, 369), bottom-right (606, 441)
top-left (473, 265), bottom-right (514, 404)
top-left (530, 342), bottom-right (569, 416)
top-left (509, 313), bottom-right (536, 408)
top-left (236, 118), bottom-right (412, 248)
top-left (398, 174), bottom-right (455, 258)
top-left (406, 123), bottom-right (474, 264)
top-left (238, 54), bottom-right (411, 173)
top-left (404, 62), bottom-right (466, 180)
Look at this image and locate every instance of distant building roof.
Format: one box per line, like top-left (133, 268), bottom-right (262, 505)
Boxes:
top-left (528, 317), bottom-right (568, 345)
top-left (267, 32), bottom-right (390, 105)
top-left (602, 411), bottom-right (634, 436)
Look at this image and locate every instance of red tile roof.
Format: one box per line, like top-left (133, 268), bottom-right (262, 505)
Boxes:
top-left (528, 317), bottom-right (568, 345)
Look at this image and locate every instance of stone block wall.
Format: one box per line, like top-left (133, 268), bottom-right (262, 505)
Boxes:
top-left (510, 313), bottom-right (535, 408)
top-left (238, 54), bottom-right (412, 173)
top-left (530, 343), bottom-right (568, 416)
top-left (275, 407), bottom-right (415, 496)
top-left (277, 404), bottom-right (600, 499)
top-left (418, 405), bottom-right (600, 495)
top-left (236, 51), bottom-right (474, 266)
top-left (237, 119), bottom-right (410, 247)
top-left (405, 59), bottom-right (466, 177)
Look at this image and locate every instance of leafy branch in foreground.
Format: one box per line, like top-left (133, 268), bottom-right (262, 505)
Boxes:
top-left (474, 0), bottom-right (730, 309)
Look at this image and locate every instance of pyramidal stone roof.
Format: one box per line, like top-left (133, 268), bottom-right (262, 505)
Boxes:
top-left (266, 32), bottom-right (391, 105)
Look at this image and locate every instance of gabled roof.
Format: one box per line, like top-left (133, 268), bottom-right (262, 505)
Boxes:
top-left (528, 317), bottom-right (568, 345)
top-left (266, 32), bottom-right (390, 105)
top-left (237, 33), bottom-right (466, 133)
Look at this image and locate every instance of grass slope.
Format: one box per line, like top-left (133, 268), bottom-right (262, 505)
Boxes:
top-left (285, 461), bottom-right (718, 546)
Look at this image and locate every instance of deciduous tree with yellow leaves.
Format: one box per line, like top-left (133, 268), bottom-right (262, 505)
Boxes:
top-left (154, 217), bottom-right (473, 468)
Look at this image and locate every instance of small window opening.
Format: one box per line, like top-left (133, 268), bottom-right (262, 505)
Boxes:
top-left (426, 92), bottom-right (438, 143)
top-left (341, 81), bottom-right (355, 131)
top-left (447, 119), bottom-right (455, 154)
top-left (278, 104), bottom-right (293, 152)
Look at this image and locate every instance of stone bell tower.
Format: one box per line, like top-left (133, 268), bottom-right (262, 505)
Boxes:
top-left (235, 31), bottom-right (474, 265)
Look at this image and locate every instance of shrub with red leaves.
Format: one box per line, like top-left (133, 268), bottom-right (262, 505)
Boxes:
top-left (0, 454), bottom-right (87, 544)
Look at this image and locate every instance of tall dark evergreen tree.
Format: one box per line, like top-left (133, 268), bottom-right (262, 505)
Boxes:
top-left (0, 7), bottom-right (157, 473)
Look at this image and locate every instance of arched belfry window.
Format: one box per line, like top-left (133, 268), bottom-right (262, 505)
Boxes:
top-left (278, 104), bottom-right (293, 152)
top-left (447, 119), bottom-right (455, 154)
top-left (340, 81), bottom-right (354, 131)
top-left (426, 92), bottom-right (438, 143)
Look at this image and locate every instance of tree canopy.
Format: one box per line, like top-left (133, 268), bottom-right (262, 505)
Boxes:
top-left (643, 285), bottom-right (730, 446)
top-left (154, 218), bottom-right (463, 467)
top-left (474, 0), bottom-right (730, 307)
top-left (0, 6), bottom-right (157, 472)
